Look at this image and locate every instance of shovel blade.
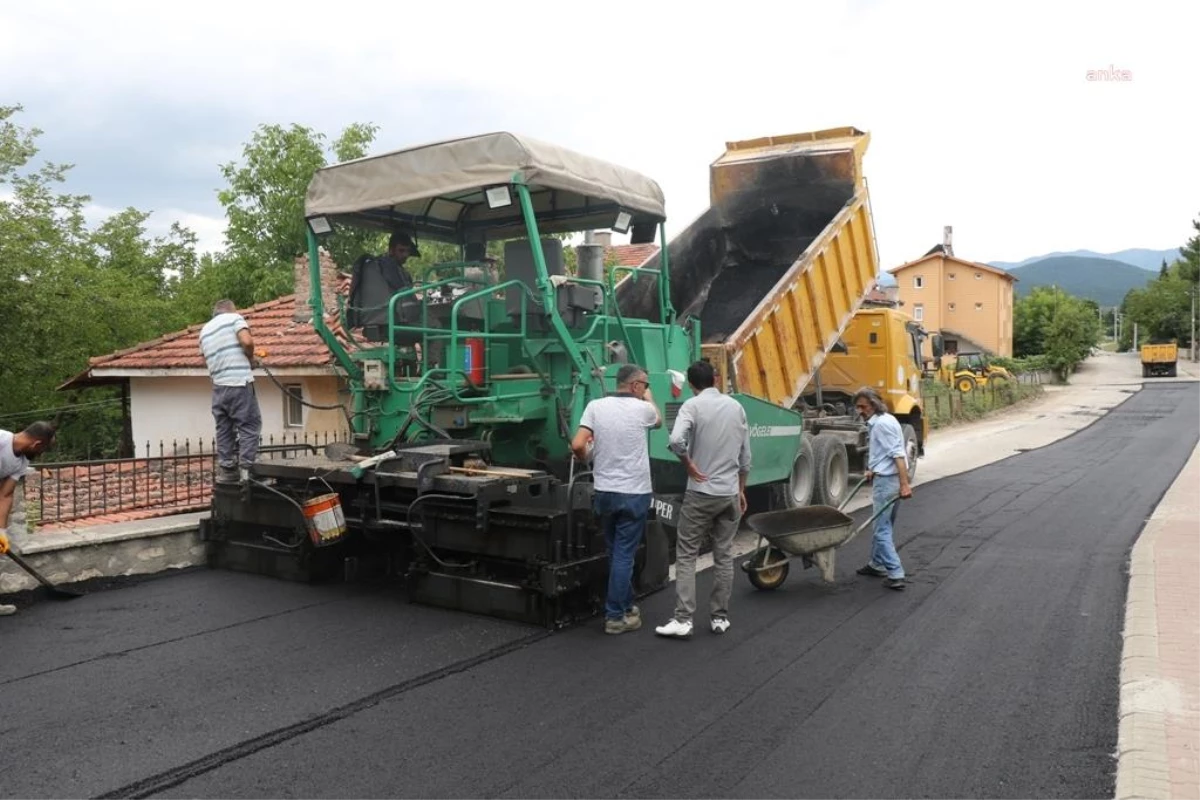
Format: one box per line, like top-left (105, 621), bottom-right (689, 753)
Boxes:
top-left (4, 550), bottom-right (83, 599)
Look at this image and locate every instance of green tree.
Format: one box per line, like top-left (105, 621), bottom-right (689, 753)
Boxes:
top-left (1012, 285), bottom-right (1101, 378)
top-left (1121, 272), bottom-right (1193, 347)
top-left (0, 105), bottom-right (205, 457)
top-left (1184, 216), bottom-right (1200, 348)
top-left (212, 121), bottom-right (380, 304)
top-left (1013, 286), bottom-right (1056, 357)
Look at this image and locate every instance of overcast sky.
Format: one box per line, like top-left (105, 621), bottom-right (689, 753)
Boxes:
top-left (2, 0), bottom-right (1196, 270)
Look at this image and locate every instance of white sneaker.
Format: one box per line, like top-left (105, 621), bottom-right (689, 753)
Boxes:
top-left (654, 618), bottom-right (693, 638)
top-left (0, 604), bottom-right (17, 616)
top-left (711, 616), bottom-right (731, 634)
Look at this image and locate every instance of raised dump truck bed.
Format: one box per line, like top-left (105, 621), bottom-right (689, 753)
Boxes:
top-left (620, 128), bottom-right (929, 514)
top-left (618, 128), bottom-right (878, 408)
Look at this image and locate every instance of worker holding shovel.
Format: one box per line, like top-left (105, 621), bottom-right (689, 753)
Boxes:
top-left (852, 388), bottom-right (913, 590)
top-left (0, 422), bottom-right (58, 615)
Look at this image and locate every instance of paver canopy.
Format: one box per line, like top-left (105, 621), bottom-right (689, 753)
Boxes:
top-left (304, 131), bottom-right (666, 242)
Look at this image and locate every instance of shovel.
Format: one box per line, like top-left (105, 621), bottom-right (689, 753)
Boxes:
top-left (3, 549), bottom-right (84, 599)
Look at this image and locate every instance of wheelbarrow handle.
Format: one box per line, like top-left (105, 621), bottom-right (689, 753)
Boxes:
top-left (842, 494), bottom-right (903, 548)
top-left (838, 475), bottom-right (872, 511)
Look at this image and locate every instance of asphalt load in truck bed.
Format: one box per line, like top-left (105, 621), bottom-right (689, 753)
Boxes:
top-left (3, 382), bottom-right (1196, 799)
top-left (697, 259), bottom-right (792, 342)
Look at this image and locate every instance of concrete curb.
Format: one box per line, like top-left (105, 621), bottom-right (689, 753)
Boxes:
top-left (1117, 546), bottom-right (1171, 800)
top-left (1, 513), bottom-right (207, 596)
top-left (1116, 443), bottom-right (1200, 800)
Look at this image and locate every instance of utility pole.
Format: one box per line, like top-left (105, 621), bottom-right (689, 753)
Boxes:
top-left (1185, 284), bottom-right (1195, 362)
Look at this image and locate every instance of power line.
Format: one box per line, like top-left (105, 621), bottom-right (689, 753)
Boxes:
top-left (0, 398), bottom-right (123, 422)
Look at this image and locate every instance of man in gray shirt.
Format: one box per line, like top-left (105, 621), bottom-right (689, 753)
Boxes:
top-left (656, 360), bottom-right (751, 638)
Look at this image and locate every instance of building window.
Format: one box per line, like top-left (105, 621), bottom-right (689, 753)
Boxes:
top-left (284, 383), bottom-right (304, 428)
top-left (913, 275), bottom-right (924, 289)
top-left (948, 302), bottom-right (956, 312)
top-left (913, 304), bottom-right (924, 322)
top-left (948, 272), bottom-right (956, 280)
top-left (974, 272), bottom-right (982, 279)
top-left (975, 302), bottom-right (983, 311)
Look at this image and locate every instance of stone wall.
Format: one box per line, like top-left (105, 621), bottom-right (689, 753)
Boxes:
top-left (8, 472), bottom-right (29, 539)
top-left (0, 515), bottom-right (205, 596)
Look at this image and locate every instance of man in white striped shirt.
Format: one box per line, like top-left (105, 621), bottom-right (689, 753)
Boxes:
top-left (199, 300), bottom-right (262, 484)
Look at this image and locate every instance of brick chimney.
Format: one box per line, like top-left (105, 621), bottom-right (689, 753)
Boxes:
top-left (292, 249), bottom-right (340, 323)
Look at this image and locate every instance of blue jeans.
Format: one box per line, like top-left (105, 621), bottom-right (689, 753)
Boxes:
top-left (593, 491), bottom-right (652, 621)
top-left (869, 474), bottom-right (904, 579)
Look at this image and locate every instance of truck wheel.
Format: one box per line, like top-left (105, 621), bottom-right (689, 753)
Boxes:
top-left (1142, 365), bottom-right (1149, 378)
top-left (899, 424), bottom-right (919, 480)
top-left (747, 547), bottom-right (790, 590)
top-left (777, 432), bottom-right (816, 509)
top-left (811, 434), bottom-right (849, 507)
top-left (956, 375), bottom-right (976, 393)
top-left (1169, 365), bottom-right (1178, 378)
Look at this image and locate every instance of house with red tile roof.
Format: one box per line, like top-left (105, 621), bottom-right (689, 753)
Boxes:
top-left (594, 232), bottom-right (659, 269)
top-left (61, 252), bottom-right (351, 450)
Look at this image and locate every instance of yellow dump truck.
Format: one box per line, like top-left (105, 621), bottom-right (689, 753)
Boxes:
top-left (619, 127), bottom-right (919, 509)
top-left (1140, 342), bottom-right (1178, 378)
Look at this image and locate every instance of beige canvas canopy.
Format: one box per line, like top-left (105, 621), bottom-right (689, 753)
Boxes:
top-left (304, 132), bottom-right (667, 243)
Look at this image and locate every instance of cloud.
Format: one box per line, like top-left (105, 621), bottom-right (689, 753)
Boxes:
top-left (2, 0), bottom-right (1197, 272)
top-left (80, 202), bottom-right (227, 256)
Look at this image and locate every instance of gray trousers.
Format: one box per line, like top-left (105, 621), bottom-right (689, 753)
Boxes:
top-left (674, 489), bottom-right (742, 623)
top-left (211, 384), bottom-right (262, 469)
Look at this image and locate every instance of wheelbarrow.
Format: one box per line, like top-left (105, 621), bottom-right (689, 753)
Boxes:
top-left (740, 476), bottom-right (901, 590)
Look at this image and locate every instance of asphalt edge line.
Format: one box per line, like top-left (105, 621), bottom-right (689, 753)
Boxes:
top-left (93, 629), bottom-right (551, 800)
top-left (1116, 442), bottom-right (1200, 800)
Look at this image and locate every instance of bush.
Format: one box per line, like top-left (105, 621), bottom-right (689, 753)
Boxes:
top-left (922, 378), bottom-right (1044, 430)
top-left (991, 354), bottom-right (1051, 374)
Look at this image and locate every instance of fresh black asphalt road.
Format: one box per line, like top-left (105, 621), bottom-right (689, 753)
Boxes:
top-left (2, 382), bottom-right (1197, 799)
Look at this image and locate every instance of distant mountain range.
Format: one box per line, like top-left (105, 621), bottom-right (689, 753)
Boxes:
top-left (1008, 256), bottom-right (1157, 307)
top-left (874, 246), bottom-right (1180, 301)
top-left (990, 248), bottom-right (1181, 272)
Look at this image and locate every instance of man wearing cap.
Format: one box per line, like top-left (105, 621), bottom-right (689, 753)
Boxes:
top-left (344, 231), bottom-right (420, 305)
top-left (379, 231), bottom-right (420, 288)
top-left (341, 231), bottom-right (443, 367)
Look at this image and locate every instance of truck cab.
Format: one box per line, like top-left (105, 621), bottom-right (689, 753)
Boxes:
top-left (809, 307), bottom-right (930, 456)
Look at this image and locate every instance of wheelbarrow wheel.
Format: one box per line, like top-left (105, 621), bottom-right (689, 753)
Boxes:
top-left (747, 546), bottom-right (790, 591)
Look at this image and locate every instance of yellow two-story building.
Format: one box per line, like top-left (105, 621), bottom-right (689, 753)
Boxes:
top-left (888, 237), bottom-right (1017, 360)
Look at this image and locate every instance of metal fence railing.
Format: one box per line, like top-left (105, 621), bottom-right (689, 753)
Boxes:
top-left (24, 430), bottom-right (351, 528)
